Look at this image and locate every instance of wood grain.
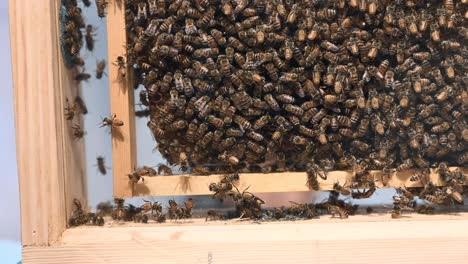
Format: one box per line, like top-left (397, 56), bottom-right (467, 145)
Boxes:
top-left (132, 167), bottom-right (467, 196)
top-left (106, 0), bottom-right (137, 198)
top-left (10, 0), bottom-right (64, 246)
top-left (23, 216), bottom-right (468, 264)
top-left (56, 16), bottom-right (88, 231)
top-left (10, 0), bottom-right (87, 245)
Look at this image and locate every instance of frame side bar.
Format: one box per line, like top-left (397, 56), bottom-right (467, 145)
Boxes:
top-left (106, 0), bottom-right (137, 198)
top-left (9, 0), bottom-right (67, 245)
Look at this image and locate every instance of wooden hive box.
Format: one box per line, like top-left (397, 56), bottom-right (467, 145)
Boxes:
top-left (10, 0), bottom-right (468, 263)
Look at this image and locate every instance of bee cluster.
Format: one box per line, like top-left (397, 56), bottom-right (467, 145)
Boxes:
top-left (266, 193), bottom-right (358, 220)
top-left (68, 197), bottom-right (195, 227)
top-left (60, 0), bottom-right (86, 69)
top-left (60, 1), bottom-right (109, 140)
top-left (69, 198), bottom-right (105, 226)
top-left (207, 173), bottom-right (361, 220)
top-left (208, 173), bottom-right (265, 218)
top-left (391, 164), bottom-right (466, 218)
top-left (126, 0), bottom-right (467, 176)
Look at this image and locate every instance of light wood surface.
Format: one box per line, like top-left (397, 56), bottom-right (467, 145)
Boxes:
top-left (10, 0), bottom-right (85, 246)
top-left (23, 214), bottom-right (468, 264)
top-left (107, 0), bottom-right (137, 198)
top-left (10, 0), bottom-right (62, 244)
top-left (57, 20), bottom-right (88, 229)
top-left (133, 167), bottom-right (467, 196)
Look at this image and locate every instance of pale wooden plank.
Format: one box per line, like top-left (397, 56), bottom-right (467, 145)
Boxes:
top-left (10, 0), bottom-right (87, 245)
top-left (106, 0), bottom-right (137, 198)
top-left (9, 0), bottom-right (71, 246)
top-left (55, 7), bottom-right (88, 224)
top-left (23, 217), bottom-right (468, 264)
top-left (133, 167), bottom-right (467, 196)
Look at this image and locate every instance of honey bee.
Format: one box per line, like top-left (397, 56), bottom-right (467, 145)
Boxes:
top-left (209, 181), bottom-right (234, 202)
top-left (351, 183), bottom-right (377, 199)
top-left (430, 23), bottom-right (441, 42)
top-left (333, 182), bottom-right (351, 196)
top-left (327, 205), bottom-right (349, 219)
top-left (100, 114), bottom-right (124, 132)
top-left (75, 72), bottom-right (91, 82)
top-left (95, 0), bottom-right (107, 18)
top-left (84, 25), bottom-right (96, 51)
top-left (64, 97), bottom-right (77, 121)
top-left (175, 152), bottom-right (190, 172)
top-left (72, 124), bottom-right (85, 139)
top-left (158, 164), bottom-right (173, 175)
top-left (96, 156), bottom-right (108, 175)
top-left (128, 169), bottom-right (145, 184)
top-left (445, 0), bottom-right (454, 15)
top-left (376, 60), bottom-right (389, 80)
top-left (206, 210), bottom-right (225, 221)
top-left (192, 166), bottom-right (210, 175)
top-left (262, 94), bottom-right (279, 111)
top-left (113, 56), bottom-right (126, 78)
top-left (417, 205), bottom-right (434, 214)
top-left (284, 104), bottom-right (304, 116)
top-left (95, 59), bottom-right (106, 79)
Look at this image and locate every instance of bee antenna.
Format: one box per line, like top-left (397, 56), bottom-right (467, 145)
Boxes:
top-left (232, 184), bottom-right (241, 194)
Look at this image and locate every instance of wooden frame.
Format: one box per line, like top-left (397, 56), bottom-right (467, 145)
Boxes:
top-left (107, 0), bottom-right (137, 198)
top-left (10, 0), bottom-right (86, 246)
top-left (9, 0), bottom-right (468, 263)
top-left (133, 168), bottom-right (468, 196)
top-left (104, 1), bottom-right (466, 199)
top-left (20, 215), bottom-right (468, 264)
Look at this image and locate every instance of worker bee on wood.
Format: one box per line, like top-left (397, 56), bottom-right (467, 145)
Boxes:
top-left (306, 163), bottom-right (324, 190)
top-left (128, 171), bottom-right (144, 184)
top-left (113, 56), bottom-right (127, 78)
top-left (209, 181), bottom-right (234, 202)
top-left (64, 97), bottom-right (77, 121)
top-left (327, 205), bottom-right (348, 219)
top-left (112, 198), bottom-right (126, 220)
top-left (167, 200), bottom-right (180, 220)
top-left (100, 114), bottom-right (124, 131)
top-left (134, 166), bottom-right (157, 177)
top-left (206, 210), bottom-right (225, 221)
top-left (71, 124), bottom-right (85, 139)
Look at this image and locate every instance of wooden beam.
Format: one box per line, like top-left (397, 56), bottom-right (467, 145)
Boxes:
top-left (56, 17), bottom-right (88, 232)
top-left (9, 0), bottom-right (88, 246)
top-left (107, 0), bottom-right (137, 198)
top-left (132, 167), bottom-right (467, 197)
top-left (22, 215), bottom-right (468, 264)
